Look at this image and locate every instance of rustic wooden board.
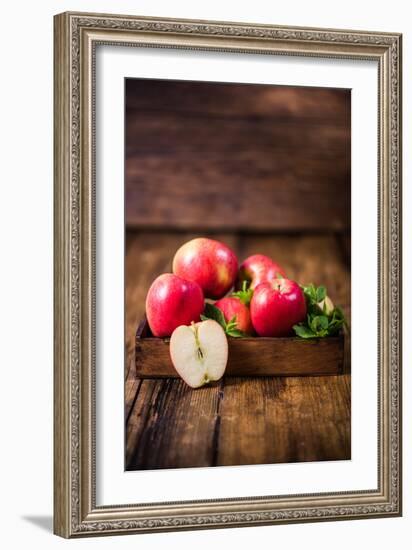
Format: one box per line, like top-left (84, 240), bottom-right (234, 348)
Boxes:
top-left (135, 317), bottom-right (344, 377)
top-left (215, 375), bottom-right (351, 466)
top-left (125, 373), bottom-right (351, 470)
top-left (125, 80), bottom-right (350, 232)
top-left (126, 378), bottom-right (222, 470)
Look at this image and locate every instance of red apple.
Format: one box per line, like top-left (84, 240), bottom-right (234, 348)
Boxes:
top-left (214, 296), bottom-right (253, 335)
top-left (236, 254), bottom-right (286, 290)
top-left (250, 278), bottom-right (306, 337)
top-left (145, 273), bottom-right (204, 337)
top-left (172, 237), bottom-right (238, 299)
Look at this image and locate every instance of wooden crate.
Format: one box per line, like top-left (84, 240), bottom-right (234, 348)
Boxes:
top-left (135, 316), bottom-right (344, 378)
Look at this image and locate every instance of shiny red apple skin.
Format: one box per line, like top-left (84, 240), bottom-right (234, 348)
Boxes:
top-left (172, 237), bottom-right (238, 299)
top-left (250, 279), bottom-right (306, 337)
top-left (236, 254), bottom-right (286, 290)
top-left (145, 273), bottom-right (204, 337)
top-left (214, 296), bottom-right (254, 335)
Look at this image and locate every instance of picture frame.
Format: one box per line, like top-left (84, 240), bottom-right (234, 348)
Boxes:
top-left (53, 11), bottom-right (402, 538)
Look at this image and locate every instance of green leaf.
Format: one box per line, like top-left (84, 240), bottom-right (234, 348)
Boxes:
top-left (293, 324), bottom-right (317, 338)
top-left (308, 315), bottom-right (330, 338)
top-left (232, 280), bottom-right (254, 306)
top-left (316, 286), bottom-right (326, 302)
top-left (225, 315), bottom-right (238, 333)
top-left (202, 305), bottom-right (248, 338)
top-left (226, 329), bottom-right (247, 338)
top-left (316, 315), bottom-right (329, 330)
top-left (302, 283), bottom-right (316, 302)
top-left (308, 316), bottom-right (317, 331)
top-left (333, 306), bottom-right (348, 328)
top-left (202, 302), bottom-right (227, 330)
top-left (295, 283), bottom-right (348, 338)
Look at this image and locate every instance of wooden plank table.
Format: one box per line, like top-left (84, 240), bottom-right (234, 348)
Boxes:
top-left (125, 231), bottom-right (351, 470)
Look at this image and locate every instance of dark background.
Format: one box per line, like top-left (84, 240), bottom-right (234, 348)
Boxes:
top-left (125, 79), bottom-right (351, 233)
top-left (125, 79), bottom-right (351, 471)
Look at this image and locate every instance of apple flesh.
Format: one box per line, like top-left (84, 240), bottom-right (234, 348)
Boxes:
top-left (170, 320), bottom-right (228, 388)
top-left (214, 296), bottom-right (253, 334)
top-left (250, 278), bottom-right (306, 337)
top-left (172, 237), bottom-right (238, 299)
top-left (145, 273), bottom-right (204, 337)
top-left (236, 254), bottom-right (286, 290)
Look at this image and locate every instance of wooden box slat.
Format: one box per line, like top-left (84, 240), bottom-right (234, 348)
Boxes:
top-left (135, 317), bottom-right (344, 378)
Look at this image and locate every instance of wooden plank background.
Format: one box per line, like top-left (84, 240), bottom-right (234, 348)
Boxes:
top-left (125, 79), bottom-right (351, 232)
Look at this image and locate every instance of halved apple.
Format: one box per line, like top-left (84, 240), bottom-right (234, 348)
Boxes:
top-left (169, 320), bottom-right (228, 388)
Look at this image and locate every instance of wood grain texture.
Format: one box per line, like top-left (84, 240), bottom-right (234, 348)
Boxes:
top-left (126, 379), bottom-right (222, 470)
top-left (136, 317), bottom-right (344, 377)
top-left (125, 231), bottom-right (351, 470)
top-left (125, 370), bottom-right (351, 470)
top-left (125, 79), bottom-right (351, 122)
top-left (216, 375), bottom-right (351, 466)
top-left (125, 80), bottom-right (350, 231)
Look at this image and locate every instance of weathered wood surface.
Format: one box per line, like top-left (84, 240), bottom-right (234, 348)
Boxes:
top-left (135, 317), bottom-right (345, 377)
top-left (125, 80), bottom-right (350, 232)
top-left (215, 375), bottom-right (350, 467)
top-left (126, 375), bottom-right (350, 470)
top-left (125, 231), bottom-right (351, 469)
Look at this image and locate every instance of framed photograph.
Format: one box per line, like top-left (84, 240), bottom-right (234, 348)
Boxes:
top-left (54, 12), bottom-right (402, 537)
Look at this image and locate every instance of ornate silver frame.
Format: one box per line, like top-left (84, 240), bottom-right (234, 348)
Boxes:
top-left (53, 11), bottom-right (402, 538)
